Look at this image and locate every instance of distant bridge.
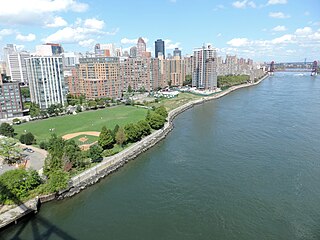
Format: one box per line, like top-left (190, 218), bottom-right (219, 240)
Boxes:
top-left (274, 69), bottom-right (312, 72)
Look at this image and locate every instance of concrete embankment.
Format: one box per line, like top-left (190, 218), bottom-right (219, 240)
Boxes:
top-left (0, 74), bottom-right (268, 229)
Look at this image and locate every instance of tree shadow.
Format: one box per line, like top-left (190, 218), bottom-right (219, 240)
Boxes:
top-left (0, 182), bottom-right (76, 240)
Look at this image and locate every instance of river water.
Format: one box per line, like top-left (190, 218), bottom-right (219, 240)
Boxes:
top-left (2, 72), bottom-right (320, 240)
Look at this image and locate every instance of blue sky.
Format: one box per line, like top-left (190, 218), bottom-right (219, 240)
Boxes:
top-left (0, 0), bottom-right (319, 62)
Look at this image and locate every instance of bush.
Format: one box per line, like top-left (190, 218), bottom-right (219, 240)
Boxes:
top-left (0, 123), bottom-right (15, 137)
top-left (39, 141), bottom-right (49, 150)
top-left (19, 132), bottom-right (35, 145)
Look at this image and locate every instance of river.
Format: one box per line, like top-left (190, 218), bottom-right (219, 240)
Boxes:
top-left (2, 72), bottom-right (320, 240)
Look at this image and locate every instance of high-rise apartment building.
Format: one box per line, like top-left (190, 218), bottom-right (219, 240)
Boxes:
top-left (76, 57), bottom-right (121, 99)
top-left (7, 51), bottom-right (30, 84)
top-left (130, 46), bottom-right (137, 58)
top-left (25, 56), bottom-right (66, 109)
top-left (192, 45), bottom-right (217, 90)
top-left (155, 39), bottom-right (165, 58)
top-left (137, 37), bottom-right (146, 57)
top-left (3, 44), bottom-right (30, 84)
top-left (0, 79), bottom-right (23, 119)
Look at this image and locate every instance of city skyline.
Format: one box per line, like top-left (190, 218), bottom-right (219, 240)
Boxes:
top-left (0, 0), bottom-right (319, 62)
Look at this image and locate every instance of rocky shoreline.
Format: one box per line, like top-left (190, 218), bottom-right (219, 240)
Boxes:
top-left (0, 74), bottom-right (269, 230)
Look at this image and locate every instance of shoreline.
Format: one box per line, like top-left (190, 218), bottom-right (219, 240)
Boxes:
top-left (0, 74), bottom-right (269, 230)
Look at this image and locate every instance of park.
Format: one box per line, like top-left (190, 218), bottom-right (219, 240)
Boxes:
top-left (13, 105), bottom-right (149, 143)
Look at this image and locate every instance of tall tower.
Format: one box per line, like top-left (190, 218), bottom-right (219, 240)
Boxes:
top-left (25, 56), bottom-right (66, 109)
top-left (192, 44), bottom-right (217, 90)
top-left (155, 39), bottom-right (165, 58)
top-left (137, 37), bottom-right (146, 57)
top-left (173, 48), bottom-right (182, 58)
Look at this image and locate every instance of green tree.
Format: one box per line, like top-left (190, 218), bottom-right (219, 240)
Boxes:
top-left (183, 74), bottom-right (192, 86)
top-left (0, 138), bottom-right (21, 163)
top-left (0, 169), bottom-right (41, 204)
top-left (20, 87), bottom-right (30, 102)
top-left (115, 127), bottom-right (127, 147)
top-left (63, 140), bottom-right (85, 169)
top-left (89, 145), bottom-right (103, 162)
top-left (98, 126), bottom-right (114, 149)
top-left (19, 132), bottom-right (35, 145)
top-left (88, 100), bottom-right (97, 109)
top-left (44, 134), bottom-right (65, 175)
top-left (0, 123), bottom-right (15, 137)
top-left (45, 170), bottom-right (69, 192)
top-left (112, 124), bottom-right (120, 141)
top-left (124, 123), bottom-right (142, 143)
top-left (155, 106), bottom-right (168, 118)
top-left (29, 102), bottom-right (40, 118)
top-left (137, 120), bottom-right (151, 136)
top-left (147, 112), bottom-right (166, 130)
top-left (127, 85), bottom-right (133, 93)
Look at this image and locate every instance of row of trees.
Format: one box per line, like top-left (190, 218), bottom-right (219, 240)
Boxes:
top-left (97, 106), bottom-right (168, 153)
top-left (217, 75), bottom-right (250, 90)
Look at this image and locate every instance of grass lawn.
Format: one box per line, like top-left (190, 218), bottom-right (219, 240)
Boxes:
top-left (148, 92), bottom-right (202, 111)
top-left (14, 105), bottom-right (148, 143)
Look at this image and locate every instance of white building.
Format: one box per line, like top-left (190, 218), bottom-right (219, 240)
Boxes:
top-left (25, 56), bottom-right (66, 109)
top-left (7, 51), bottom-right (30, 84)
top-left (192, 45), bottom-right (217, 90)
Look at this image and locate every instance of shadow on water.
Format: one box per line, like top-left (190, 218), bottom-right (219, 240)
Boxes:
top-left (0, 182), bottom-right (76, 240)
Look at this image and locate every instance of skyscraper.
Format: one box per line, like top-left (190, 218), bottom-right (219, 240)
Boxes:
top-left (155, 39), bottom-right (165, 58)
top-left (3, 44), bottom-right (30, 84)
top-left (137, 37), bottom-right (146, 57)
top-left (7, 51), bottom-right (30, 84)
top-left (192, 44), bottom-right (217, 90)
top-left (35, 43), bottom-right (63, 56)
top-left (25, 56), bottom-right (66, 109)
top-left (173, 48), bottom-right (182, 58)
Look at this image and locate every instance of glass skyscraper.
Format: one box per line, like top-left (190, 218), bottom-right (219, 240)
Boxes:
top-left (155, 39), bottom-right (165, 58)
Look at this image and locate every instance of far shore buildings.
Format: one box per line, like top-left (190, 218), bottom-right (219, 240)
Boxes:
top-left (0, 78), bottom-right (23, 119)
top-left (192, 45), bottom-right (217, 90)
top-left (25, 54), bottom-right (66, 109)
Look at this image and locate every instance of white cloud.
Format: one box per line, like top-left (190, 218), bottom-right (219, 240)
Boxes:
top-left (217, 33), bottom-right (222, 37)
top-left (232, 0), bottom-right (256, 9)
top-left (295, 27), bottom-right (312, 35)
top-left (227, 38), bottom-right (250, 47)
top-left (84, 18), bottom-right (105, 30)
top-left (0, 0), bottom-right (88, 25)
top-left (271, 34), bottom-right (294, 44)
top-left (43, 18), bottom-right (116, 47)
top-left (0, 29), bottom-right (15, 36)
top-left (16, 33), bottom-right (36, 42)
top-left (164, 39), bottom-right (181, 50)
top-left (267, 0), bottom-right (287, 5)
top-left (45, 16), bottom-right (68, 28)
top-left (269, 12), bottom-right (290, 19)
top-left (272, 25), bottom-right (287, 32)
top-left (79, 39), bottom-right (96, 48)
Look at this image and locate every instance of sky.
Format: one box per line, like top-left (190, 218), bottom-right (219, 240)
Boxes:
top-left (0, 0), bottom-right (319, 62)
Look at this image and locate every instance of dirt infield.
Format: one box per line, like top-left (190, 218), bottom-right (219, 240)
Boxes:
top-left (62, 131), bottom-right (100, 140)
